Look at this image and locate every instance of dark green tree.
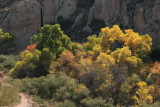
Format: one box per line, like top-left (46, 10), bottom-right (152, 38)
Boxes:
top-left (30, 24), bottom-right (73, 58)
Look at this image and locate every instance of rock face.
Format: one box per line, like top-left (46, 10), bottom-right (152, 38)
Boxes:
top-left (0, 0), bottom-right (160, 50)
top-left (0, 0), bottom-right (77, 49)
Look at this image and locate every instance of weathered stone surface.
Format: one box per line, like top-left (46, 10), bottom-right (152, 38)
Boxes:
top-left (87, 0), bottom-right (160, 49)
top-left (0, 0), bottom-right (77, 49)
top-left (0, 0), bottom-right (160, 50)
top-left (0, 0), bottom-right (41, 49)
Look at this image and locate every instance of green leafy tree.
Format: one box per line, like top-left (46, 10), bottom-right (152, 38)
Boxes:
top-left (83, 35), bottom-right (100, 51)
top-left (30, 24), bottom-right (73, 58)
top-left (0, 29), bottom-right (13, 43)
top-left (0, 29), bottom-right (16, 54)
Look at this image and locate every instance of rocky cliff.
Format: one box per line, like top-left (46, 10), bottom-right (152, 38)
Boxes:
top-left (0, 0), bottom-right (160, 50)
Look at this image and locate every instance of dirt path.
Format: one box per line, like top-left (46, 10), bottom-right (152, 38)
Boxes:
top-left (14, 93), bottom-right (32, 107)
top-left (0, 72), bottom-right (32, 107)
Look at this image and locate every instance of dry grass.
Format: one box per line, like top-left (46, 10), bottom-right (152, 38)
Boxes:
top-left (0, 84), bottom-right (20, 106)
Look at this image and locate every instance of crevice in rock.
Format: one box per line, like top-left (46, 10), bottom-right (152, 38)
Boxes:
top-left (8, 19), bottom-right (11, 32)
top-left (24, 3), bottom-right (29, 30)
top-left (40, 6), bottom-right (44, 27)
top-left (0, 10), bottom-right (9, 24)
top-left (38, 0), bottom-right (45, 27)
top-left (57, 0), bottom-right (63, 13)
top-left (127, 0), bottom-right (136, 27)
top-left (144, 11), bottom-right (147, 24)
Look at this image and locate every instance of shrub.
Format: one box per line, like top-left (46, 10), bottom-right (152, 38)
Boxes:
top-left (0, 55), bottom-right (18, 72)
top-left (15, 73), bottom-right (89, 102)
top-left (9, 48), bottom-right (54, 78)
top-left (0, 84), bottom-right (19, 106)
top-left (14, 72), bottom-right (114, 106)
top-left (0, 29), bottom-right (16, 54)
top-left (141, 102), bottom-right (160, 107)
top-left (80, 97), bottom-right (110, 107)
top-left (53, 100), bottom-right (76, 107)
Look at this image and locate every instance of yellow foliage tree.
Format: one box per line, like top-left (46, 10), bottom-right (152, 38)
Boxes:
top-left (9, 49), bottom-right (41, 77)
top-left (111, 47), bottom-right (143, 71)
top-left (111, 47), bottom-right (131, 65)
top-left (132, 81), bottom-right (153, 105)
top-left (9, 48), bottom-right (53, 78)
top-left (91, 45), bottom-right (102, 60)
top-left (96, 53), bottom-right (115, 68)
top-left (84, 25), bottom-right (152, 61)
top-left (124, 29), bottom-right (152, 59)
